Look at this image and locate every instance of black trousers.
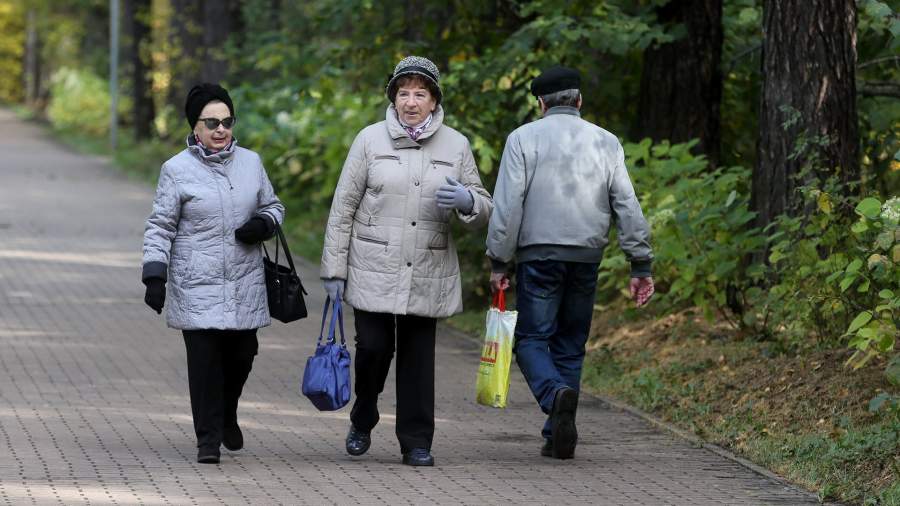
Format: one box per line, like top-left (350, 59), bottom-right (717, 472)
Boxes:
top-left (182, 329), bottom-right (258, 449)
top-left (350, 310), bottom-right (436, 453)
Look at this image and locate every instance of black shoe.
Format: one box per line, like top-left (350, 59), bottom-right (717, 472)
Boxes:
top-left (223, 424), bottom-right (243, 451)
top-left (402, 448), bottom-right (434, 467)
top-left (550, 387), bottom-right (578, 459)
top-left (345, 425), bottom-right (371, 456)
top-left (197, 446), bottom-right (220, 464)
top-left (540, 438), bottom-right (553, 457)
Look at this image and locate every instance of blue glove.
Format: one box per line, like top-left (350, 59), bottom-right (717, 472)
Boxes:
top-left (436, 176), bottom-right (474, 214)
top-left (323, 278), bottom-right (344, 302)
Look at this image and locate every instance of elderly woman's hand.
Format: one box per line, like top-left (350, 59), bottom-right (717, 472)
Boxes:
top-left (436, 177), bottom-right (474, 214)
top-left (235, 215), bottom-right (275, 244)
top-left (323, 278), bottom-right (345, 302)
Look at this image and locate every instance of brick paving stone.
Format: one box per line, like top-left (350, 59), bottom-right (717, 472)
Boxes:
top-left (0, 108), bottom-right (831, 505)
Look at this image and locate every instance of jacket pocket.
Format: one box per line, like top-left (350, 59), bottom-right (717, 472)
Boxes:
top-left (355, 235), bottom-right (388, 247)
top-left (430, 158), bottom-right (454, 168)
top-left (374, 154), bottom-right (400, 161)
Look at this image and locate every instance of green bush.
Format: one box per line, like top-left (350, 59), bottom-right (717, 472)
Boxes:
top-left (47, 67), bottom-right (111, 136)
top-left (597, 139), bottom-right (765, 324)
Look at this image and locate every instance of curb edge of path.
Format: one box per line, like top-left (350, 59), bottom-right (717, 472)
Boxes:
top-left (438, 322), bottom-right (838, 506)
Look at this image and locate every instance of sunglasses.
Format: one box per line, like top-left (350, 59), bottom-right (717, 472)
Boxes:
top-left (198, 117), bottom-right (236, 130)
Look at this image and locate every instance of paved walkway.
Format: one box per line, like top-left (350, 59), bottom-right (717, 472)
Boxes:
top-left (0, 109), bottom-right (824, 505)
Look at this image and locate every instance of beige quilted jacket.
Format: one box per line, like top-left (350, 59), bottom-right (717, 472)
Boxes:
top-left (320, 105), bottom-right (492, 318)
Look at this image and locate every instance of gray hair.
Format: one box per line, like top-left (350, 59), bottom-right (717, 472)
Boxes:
top-left (540, 88), bottom-right (581, 108)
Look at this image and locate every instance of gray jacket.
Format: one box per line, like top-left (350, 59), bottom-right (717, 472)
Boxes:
top-left (320, 105), bottom-right (492, 318)
top-left (486, 106), bottom-right (652, 275)
top-left (142, 137), bottom-right (285, 330)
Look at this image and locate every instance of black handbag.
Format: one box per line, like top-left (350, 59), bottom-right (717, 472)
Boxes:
top-left (263, 224), bottom-right (308, 323)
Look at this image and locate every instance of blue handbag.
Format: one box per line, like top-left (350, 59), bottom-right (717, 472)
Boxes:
top-left (301, 296), bottom-right (351, 411)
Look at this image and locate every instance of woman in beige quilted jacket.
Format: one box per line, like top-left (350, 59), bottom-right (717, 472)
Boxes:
top-left (320, 56), bottom-right (493, 466)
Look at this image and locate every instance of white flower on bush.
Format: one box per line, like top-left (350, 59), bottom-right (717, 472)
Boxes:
top-left (882, 197), bottom-right (900, 224)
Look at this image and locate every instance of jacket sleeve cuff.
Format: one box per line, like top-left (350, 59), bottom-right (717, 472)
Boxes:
top-left (142, 261), bottom-right (168, 283)
top-left (630, 259), bottom-right (652, 278)
top-left (490, 258), bottom-right (509, 273)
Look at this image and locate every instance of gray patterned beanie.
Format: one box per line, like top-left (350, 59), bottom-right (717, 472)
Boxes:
top-left (385, 56), bottom-right (442, 105)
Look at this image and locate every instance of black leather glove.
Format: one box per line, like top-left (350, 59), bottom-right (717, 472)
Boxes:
top-left (235, 215), bottom-right (275, 244)
top-left (144, 278), bottom-right (166, 314)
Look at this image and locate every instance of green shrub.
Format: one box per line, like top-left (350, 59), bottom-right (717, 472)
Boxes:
top-left (597, 139), bottom-right (765, 325)
top-left (47, 67), bottom-right (111, 136)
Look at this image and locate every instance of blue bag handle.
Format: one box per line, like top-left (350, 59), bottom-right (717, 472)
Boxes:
top-left (319, 295), bottom-right (346, 347)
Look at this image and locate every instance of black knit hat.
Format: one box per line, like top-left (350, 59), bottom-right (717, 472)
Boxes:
top-left (530, 66), bottom-right (581, 97)
top-left (184, 83), bottom-right (234, 128)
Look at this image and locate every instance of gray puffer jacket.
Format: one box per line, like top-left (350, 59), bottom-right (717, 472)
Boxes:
top-left (142, 136), bottom-right (285, 330)
top-left (320, 105), bottom-right (492, 318)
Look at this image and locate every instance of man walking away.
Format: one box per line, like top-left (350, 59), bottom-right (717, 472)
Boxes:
top-left (486, 66), bottom-right (655, 460)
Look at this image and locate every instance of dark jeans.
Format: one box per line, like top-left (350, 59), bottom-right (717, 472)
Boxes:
top-left (182, 329), bottom-right (259, 449)
top-left (350, 309), bottom-right (436, 453)
top-left (514, 260), bottom-right (599, 438)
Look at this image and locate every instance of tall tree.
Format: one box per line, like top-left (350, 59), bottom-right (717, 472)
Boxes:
top-left (633, 0), bottom-right (723, 168)
top-left (123, 0), bottom-right (154, 138)
top-left (751, 0), bottom-right (859, 230)
top-left (167, 0), bottom-right (202, 113)
top-left (200, 0), bottom-right (233, 83)
top-left (24, 8), bottom-right (40, 107)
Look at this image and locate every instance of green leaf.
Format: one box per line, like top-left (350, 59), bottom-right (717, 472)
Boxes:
top-left (876, 332), bottom-right (895, 352)
top-left (846, 258), bottom-right (863, 273)
top-left (840, 275), bottom-right (856, 292)
top-left (878, 289), bottom-right (895, 299)
top-left (857, 279), bottom-right (871, 293)
top-left (846, 311), bottom-right (873, 335)
top-left (868, 392), bottom-right (891, 413)
top-left (851, 220), bottom-right (869, 234)
top-left (856, 197), bottom-right (882, 219)
top-left (876, 230), bottom-right (894, 251)
top-left (864, 1), bottom-right (892, 19)
top-left (886, 357), bottom-right (900, 387)
top-left (725, 190), bottom-right (736, 208)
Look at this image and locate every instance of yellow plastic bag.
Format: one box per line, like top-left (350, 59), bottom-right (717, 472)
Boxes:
top-left (476, 291), bottom-right (518, 408)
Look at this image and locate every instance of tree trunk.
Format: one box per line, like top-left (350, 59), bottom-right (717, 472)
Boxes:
top-left (123, 0), bottom-right (154, 138)
top-left (201, 0), bottom-right (231, 83)
top-left (633, 0), bottom-right (723, 168)
top-left (752, 0), bottom-right (859, 231)
top-left (24, 9), bottom-right (41, 108)
top-left (167, 0), bottom-right (203, 114)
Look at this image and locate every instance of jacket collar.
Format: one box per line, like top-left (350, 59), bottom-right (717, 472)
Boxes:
top-left (386, 104), bottom-right (444, 148)
top-left (186, 134), bottom-right (236, 164)
top-left (544, 106), bottom-right (581, 117)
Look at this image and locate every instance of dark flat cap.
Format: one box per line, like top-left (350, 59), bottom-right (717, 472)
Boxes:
top-left (530, 66), bottom-right (581, 97)
top-left (185, 83), bottom-right (234, 128)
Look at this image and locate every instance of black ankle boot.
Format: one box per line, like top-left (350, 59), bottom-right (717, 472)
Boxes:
top-left (345, 425), bottom-right (371, 456)
top-left (402, 448), bottom-right (434, 466)
top-left (223, 423), bottom-right (243, 451)
top-left (197, 445), bottom-right (220, 464)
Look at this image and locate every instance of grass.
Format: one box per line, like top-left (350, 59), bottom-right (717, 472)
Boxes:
top-left (579, 308), bottom-right (900, 505)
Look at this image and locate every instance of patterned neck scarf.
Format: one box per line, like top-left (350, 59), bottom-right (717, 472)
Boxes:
top-left (399, 113), bottom-right (433, 141)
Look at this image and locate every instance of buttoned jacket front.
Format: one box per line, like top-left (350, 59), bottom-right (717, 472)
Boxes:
top-left (321, 105), bottom-right (492, 318)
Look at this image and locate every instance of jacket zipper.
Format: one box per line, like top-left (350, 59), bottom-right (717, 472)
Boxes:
top-left (355, 235), bottom-right (389, 247)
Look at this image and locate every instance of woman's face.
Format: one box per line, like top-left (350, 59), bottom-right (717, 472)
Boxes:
top-left (193, 101), bottom-right (233, 151)
top-left (395, 82), bottom-right (436, 126)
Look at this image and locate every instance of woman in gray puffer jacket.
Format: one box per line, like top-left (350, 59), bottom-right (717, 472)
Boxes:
top-left (142, 83), bottom-right (284, 464)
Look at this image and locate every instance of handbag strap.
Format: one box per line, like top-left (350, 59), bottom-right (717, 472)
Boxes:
top-left (262, 222), bottom-right (295, 274)
top-left (274, 224), bottom-right (297, 275)
top-left (492, 290), bottom-right (506, 311)
top-left (319, 296), bottom-right (346, 347)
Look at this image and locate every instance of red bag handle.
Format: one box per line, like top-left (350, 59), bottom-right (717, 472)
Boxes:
top-left (492, 290), bottom-right (506, 311)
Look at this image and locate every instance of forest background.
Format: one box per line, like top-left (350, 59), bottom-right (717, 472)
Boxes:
top-left (0, 0), bottom-right (898, 503)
